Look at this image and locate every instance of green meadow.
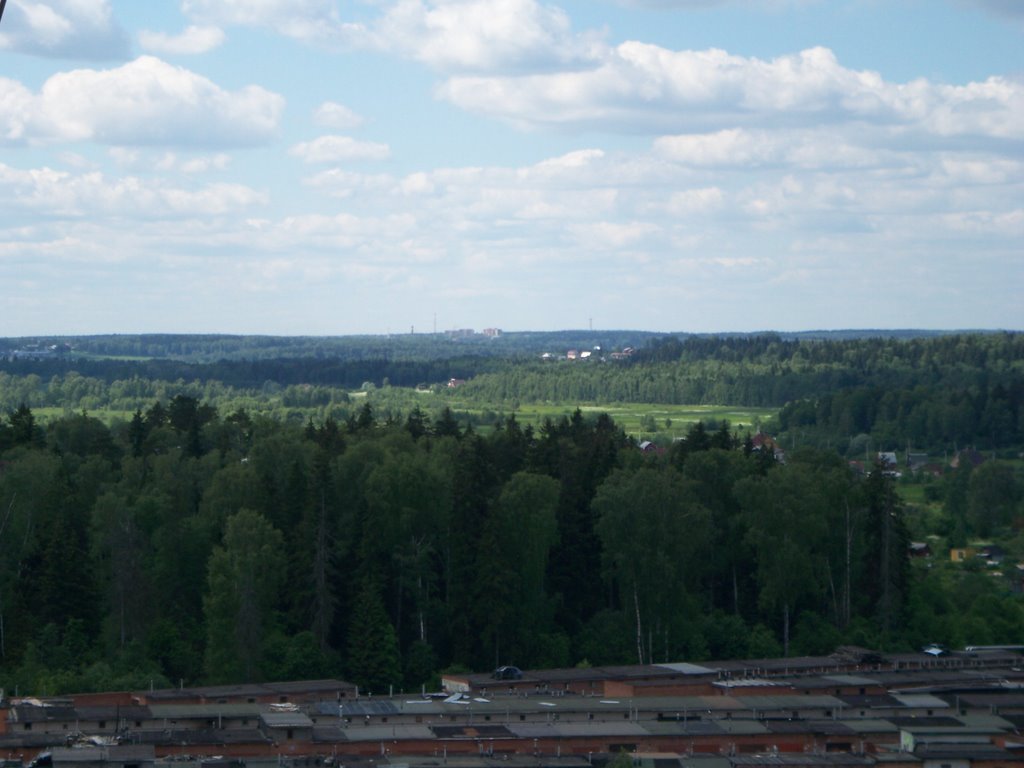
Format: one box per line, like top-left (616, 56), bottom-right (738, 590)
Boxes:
top-left (27, 385), bottom-right (775, 442)
top-left (437, 397), bottom-right (774, 439)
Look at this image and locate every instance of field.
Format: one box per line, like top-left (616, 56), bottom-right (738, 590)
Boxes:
top-left (33, 406), bottom-right (137, 423)
top-left (436, 397), bottom-right (774, 439)
top-left (27, 384), bottom-right (776, 443)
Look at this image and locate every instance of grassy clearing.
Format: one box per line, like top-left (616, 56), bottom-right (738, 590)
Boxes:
top-left (897, 483), bottom-right (930, 505)
top-left (34, 407), bottom-right (137, 424)
top-left (28, 386), bottom-right (776, 441)
top-left (440, 397), bottom-right (775, 439)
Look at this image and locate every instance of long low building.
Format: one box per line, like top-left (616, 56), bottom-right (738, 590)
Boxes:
top-left (3, 651), bottom-right (1024, 767)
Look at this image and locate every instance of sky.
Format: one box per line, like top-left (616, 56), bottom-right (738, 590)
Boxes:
top-left (0, 0), bottom-right (1022, 336)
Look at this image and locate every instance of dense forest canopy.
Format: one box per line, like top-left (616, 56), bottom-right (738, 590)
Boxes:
top-left (0, 399), bottom-right (1022, 697)
top-left (0, 331), bottom-right (1022, 696)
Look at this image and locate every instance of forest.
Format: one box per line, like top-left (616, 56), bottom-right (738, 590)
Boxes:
top-left (2, 331), bottom-right (1022, 453)
top-left (0, 331), bottom-right (1022, 696)
top-left (0, 400), bottom-right (1022, 697)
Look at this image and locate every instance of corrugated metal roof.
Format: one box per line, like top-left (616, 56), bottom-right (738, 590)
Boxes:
top-left (711, 679), bottom-right (782, 689)
top-left (317, 694), bottom-right (764, 719)
top-left (733, 695), bottom-right (844, 711)
top-left (489, 721), bottom-right (655, 740)
top-left (653, 663), bottom-right (718, 676)
top-left (551, 722), bottom-right (648, 738)
top-left (762, 719), bottom-right (854, 736)
top-left (890, 693), bottom-right (949, 709)
top-left (335, 701), bottom-right (402, 716)
top-left (147, 704), bottom-right (262, 718)
top-left (133, 728), bottom-right (267, 745)
top-left (898, 717), bottom-right (1006, 735)
top-left (594, 665), bottom-right (680, 679)
top-left (340, 725), bottom-right (436, 742)
top-left (821, 674), bottom-right (878, 686)
top-left (0, 733), bottom-right (68, 749)
top-left (148, 683), bottom-right (270, 700)
top-left (956, 712), bottom-right (1015, 729)
top-left (74, 706), bottom-right (153, 720)
top-left (835, 719), bottom-right (899, 734)
top-left (709, 720), bottom-right (770, 736)
top-left (641, 721), bottom-right (724, 737)
top-left (49, 746), bottom-right (156, 763)
top-left (10, 705), bottom-right (77, 722)
top-left (260, 711), bottom-right (313, 728)
top-left (835, 694), bottom-right (901, 709)
top-left (430, 726), bottom-right (513, 739)
top-left (956, 691), bottom-right (1024, 707)
top-left (505, 723), bottom-right (559, 739)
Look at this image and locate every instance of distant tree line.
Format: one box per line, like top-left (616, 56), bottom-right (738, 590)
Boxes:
top-left (0, 330), bottom-right (660, 365)
top-left (777, 381), bottom-right (1024, 454)
top-left (3, 398), bottom-right (1023, 697)
top-left (0, 356), bottom-right (499, 394)
top-left (4, 333), bottom-right (1020, 410)
top-left (457, 333), bottom-right (1024, 409)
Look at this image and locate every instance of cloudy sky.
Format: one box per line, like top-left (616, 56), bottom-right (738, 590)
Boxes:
top-left (1, 0), bottom-right (1021, 336)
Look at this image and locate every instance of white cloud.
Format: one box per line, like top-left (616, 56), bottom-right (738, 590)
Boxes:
top-left (439, 44), bottom-right (1024, 143)
top-left (314, 102), bottom-right (365, 130)
top-left (0, 0), bottom-right (130, 60)
top-left (942, 209), bottom-right (1024, 237)
top-left (664, 186), bottom-right (725, 214)
top-left (304, 169), bottom-right (396, 197)
top-left (613, 0), bottom-right (817, 7)
top-left (937, 156), bottom-right (1023, 186)
top-left (368, 0), bottom-right (604, 72)
top-left (180, 154), bottom-right (232, 174)
top-left (529, 149), bottom-right (606, 175)
top-left (399, 172), bottom-right (436, 196)
top-left (111, 150), bottom-right (232, 175)
top-left (289, 135), bottom-right (391, 163)
top-left (654, 128), bottom-right (884, 170)
top-left (569, 220), bottom-right (660, 250)
top-left (181, 0), bottom-right (604, 72)
top-left (56, 151), bottom-right (95, 169)
top-left (655, 129), bottom-right (784, 166)
top-left (139, 25), bottom-right (226, 55)
top-left (0, 57), bottom-right (284, 147)
top-left (5, 133), bottom-right (1022, 332)
top-left (0, 78), bottom-right (35, 141)
top-left (0, 162), bottom-right (266, 217)
top-left (181, 0), bottom-right (365, 46)
top-left (182, 0), bottom-right (332, 26)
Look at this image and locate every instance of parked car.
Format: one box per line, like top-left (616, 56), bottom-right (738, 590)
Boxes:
top-left (492, 665), bottom-right (523, 680)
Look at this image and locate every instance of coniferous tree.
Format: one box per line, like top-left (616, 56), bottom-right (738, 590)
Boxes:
top-left (9, 404), bottom-right (42, 447)
top-left (203, 509), bottom-right (285, 682)
top-left (128, 409), bottom-right (146, 457)
top-left (347, 577), bottom-right (401, 694)
top-left (595, 467), bottom-right (711, 663)
top-left (861, 463), bottom-right (910, 638)
top-left (307, 451), bottom-right (339, 651)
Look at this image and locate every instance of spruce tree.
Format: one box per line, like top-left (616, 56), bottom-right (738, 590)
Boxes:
top-left (347, 577), bottom-right (401, 694)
